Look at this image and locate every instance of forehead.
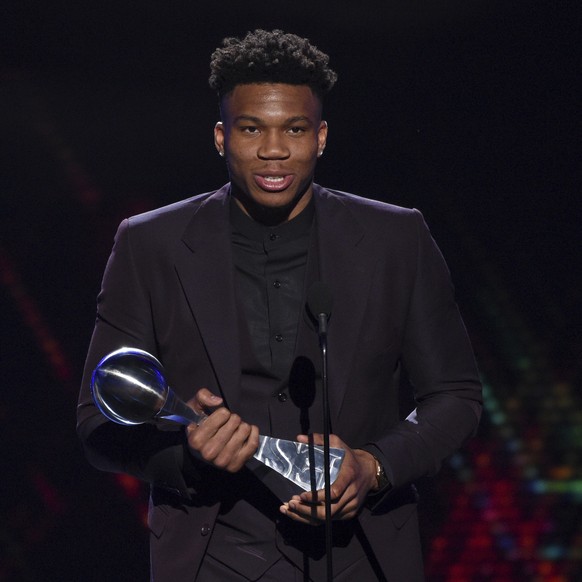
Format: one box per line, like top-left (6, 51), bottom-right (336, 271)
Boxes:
top-left (220, 83), bottom-right (322, 120)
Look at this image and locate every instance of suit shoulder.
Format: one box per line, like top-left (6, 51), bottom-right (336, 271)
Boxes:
top-left (110, 186), bottom-right (230, 255)
top-left (316, 185), bottom-right (421, 224)
top-left (127, 190), bottom-right (216, 231)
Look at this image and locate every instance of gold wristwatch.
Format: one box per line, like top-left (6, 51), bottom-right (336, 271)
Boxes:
top-left (373, 455), bottom-right (391, 491)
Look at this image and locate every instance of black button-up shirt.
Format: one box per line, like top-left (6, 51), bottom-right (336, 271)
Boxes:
top-left (230, 197), bottom-right (315, 379)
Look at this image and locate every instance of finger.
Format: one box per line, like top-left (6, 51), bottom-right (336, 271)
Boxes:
top-left (186, 410), bottom-right (236, 462)
top-left (298, 465), bottom-right (350, 504)
top-left (219, 423), bottom-right (259, 472)
top-left (194, 412), bottom-right (245, 457)
top-left (296, 433), bottom-right (344, 449)
top-left (193, 414), bottom-right (259, 472)
top-left (280, 501), bottom-right (325, 526)
top-left (287, 493), bottom-right (342, 520)
top-left (186, 406), bottom-right (231, 442)
top-left (290, 496), bottom-right (354, 522)
top-left (189, 388), bottom-right (223, 411)
top-left (212, 419), bottom-right (259, 470)
top-left (296, 433), bottom-right (321, 445)
top-left (292, 492), bottom-right (359, 522)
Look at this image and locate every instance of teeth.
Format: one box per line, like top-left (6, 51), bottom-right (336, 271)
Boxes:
top-left (263, 176), bottom-right (284, 182)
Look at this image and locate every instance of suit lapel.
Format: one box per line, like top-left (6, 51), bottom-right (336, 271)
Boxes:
top-left (174, 185), bottom-right (242, 410)
top-left (313, 185), bottom-right (378, 421)
top-left (173, 184), bottom-right (376, 420)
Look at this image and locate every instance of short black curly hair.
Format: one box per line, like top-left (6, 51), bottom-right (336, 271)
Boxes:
top-left (209, 29), bottom-right (337, 100)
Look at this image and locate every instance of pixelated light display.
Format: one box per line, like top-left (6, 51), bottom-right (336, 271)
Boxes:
top-left (422, 206), bottom-right (581, 580)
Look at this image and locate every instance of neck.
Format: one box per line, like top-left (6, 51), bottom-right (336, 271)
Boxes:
top-left (232, 185), bottom-right (313, 226)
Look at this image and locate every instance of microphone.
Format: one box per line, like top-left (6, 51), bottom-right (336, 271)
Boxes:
top-left (307, 281), bottom-right (333, 338)
top-left (307, 281), bottom-right (334, 582)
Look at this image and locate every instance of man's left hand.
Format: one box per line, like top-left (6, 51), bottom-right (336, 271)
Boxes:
top-left (279, 433), bottom-right (378, 525)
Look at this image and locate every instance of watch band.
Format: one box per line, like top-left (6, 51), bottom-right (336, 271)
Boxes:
top-left (372, 455), bottom-right (391, 492)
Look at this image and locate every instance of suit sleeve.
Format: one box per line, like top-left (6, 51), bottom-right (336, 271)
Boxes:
top-left (363, 209), bottom-right (482, 499)
top-left (77, 219), bottom-right (193, 497)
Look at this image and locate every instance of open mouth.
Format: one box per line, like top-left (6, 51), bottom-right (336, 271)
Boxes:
top-left (254, 174), bottom-right (295, 192)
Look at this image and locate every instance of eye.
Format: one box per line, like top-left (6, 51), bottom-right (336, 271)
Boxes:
top-left (287, 126), bottom-right (306, 135)
top-left (241, 126), bottom-right (259, 134)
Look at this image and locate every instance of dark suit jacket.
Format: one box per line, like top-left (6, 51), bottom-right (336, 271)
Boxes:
top-left (77, 183), bottom-right (482, 581)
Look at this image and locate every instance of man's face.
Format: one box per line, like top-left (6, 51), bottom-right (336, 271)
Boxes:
top-left (214, 83), bottom-right (328, 223)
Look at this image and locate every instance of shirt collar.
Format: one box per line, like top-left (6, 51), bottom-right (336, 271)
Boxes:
top-left (229, 195), bottom-right (315, 244)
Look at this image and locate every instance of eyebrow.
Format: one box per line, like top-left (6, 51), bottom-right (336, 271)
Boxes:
top-left (233, 115), bottom-right (313, 125)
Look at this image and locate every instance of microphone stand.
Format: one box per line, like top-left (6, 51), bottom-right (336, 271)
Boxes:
top-left (317, 312), bottom-right (333, 582)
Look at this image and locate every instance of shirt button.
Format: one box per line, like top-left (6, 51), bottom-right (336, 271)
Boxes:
top-left (273, 280), bottom-right (281, 289)
top-left (277, 392), bottom-right (288, 402)
top-left (269, 233), bottom-right (279, 241)
top-left (275, 334), bottom-right (283, 342)
top-left (200, 524), bottom-right (212, 536)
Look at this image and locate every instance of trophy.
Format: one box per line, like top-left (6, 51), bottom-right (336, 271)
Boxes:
top-left (91, 347), bottom-right (345, 491)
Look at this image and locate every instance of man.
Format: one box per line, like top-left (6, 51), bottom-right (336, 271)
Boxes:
top-left (77, 29), bottom-right (482, 581)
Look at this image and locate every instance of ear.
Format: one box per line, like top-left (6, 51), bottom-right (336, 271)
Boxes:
top-left (214, 122), bottom-right (225, 156)
top-left (317, 121), bottom-right (328, 157)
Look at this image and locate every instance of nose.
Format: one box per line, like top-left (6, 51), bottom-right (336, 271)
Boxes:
top-left (257, 130), bottom-right (290, 160)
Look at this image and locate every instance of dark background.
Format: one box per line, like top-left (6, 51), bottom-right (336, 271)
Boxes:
top-left (1, 1), bottom-right (580, 580)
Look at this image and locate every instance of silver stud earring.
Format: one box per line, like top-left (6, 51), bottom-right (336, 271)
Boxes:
top-left (219, 150), bottom-right (225, 157)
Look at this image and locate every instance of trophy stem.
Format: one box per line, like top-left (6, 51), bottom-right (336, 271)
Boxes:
top-left (159, 389), bottom-right (208, 426)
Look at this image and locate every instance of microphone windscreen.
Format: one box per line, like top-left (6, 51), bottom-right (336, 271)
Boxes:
top-left (307, 281), bottom-right (333, 318)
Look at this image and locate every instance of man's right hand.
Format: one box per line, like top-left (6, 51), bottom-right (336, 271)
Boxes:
top-left (185, 388), bottom-right (259, 472)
